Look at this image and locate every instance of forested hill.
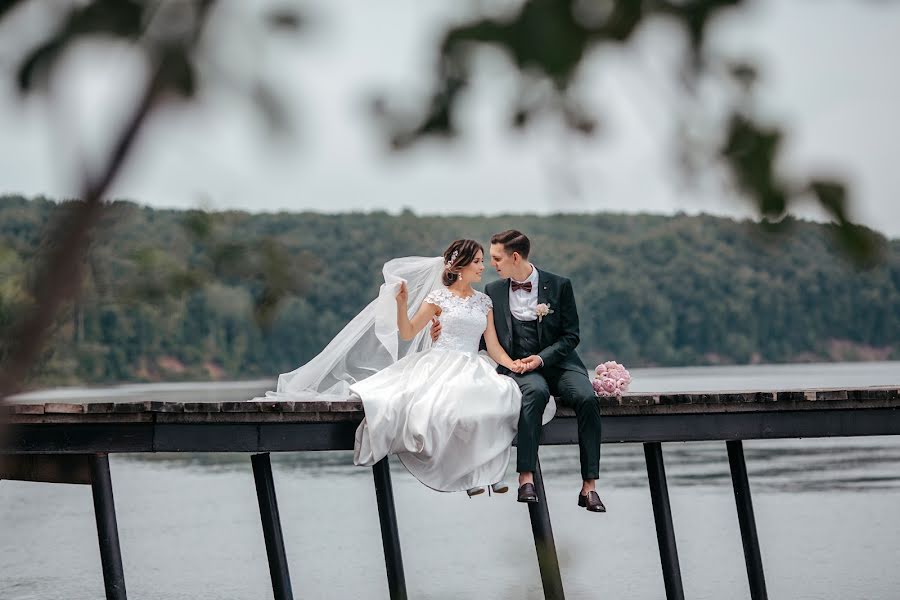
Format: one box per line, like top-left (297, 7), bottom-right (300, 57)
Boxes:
top-left (1, 195), bottom-right (898, 386)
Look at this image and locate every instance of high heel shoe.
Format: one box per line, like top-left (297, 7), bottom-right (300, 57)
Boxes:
top-left (491, 481), bottom-right (509, 494)
top-left (466, 486), bottom-right (486, 498)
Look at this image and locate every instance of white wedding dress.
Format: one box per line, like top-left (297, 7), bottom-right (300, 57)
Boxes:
top-left (258, 256), bottom-right (552, 492)
top-left (352, 288), bottom-right (522, 492)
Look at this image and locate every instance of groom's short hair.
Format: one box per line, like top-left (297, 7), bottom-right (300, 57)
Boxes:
top-left (490, 230), bottom-right (530, 259)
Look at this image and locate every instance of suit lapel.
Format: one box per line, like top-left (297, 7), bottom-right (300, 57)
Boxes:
top-left (536, 270), bottom-right (549, 347)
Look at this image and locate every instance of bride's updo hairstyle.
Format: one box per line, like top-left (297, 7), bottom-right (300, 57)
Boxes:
top-left (442, 239), bottom-right (484, 286)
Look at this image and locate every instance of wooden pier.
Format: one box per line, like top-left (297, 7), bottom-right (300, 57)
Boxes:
top-left (2, 386), bottom-right (899, 600)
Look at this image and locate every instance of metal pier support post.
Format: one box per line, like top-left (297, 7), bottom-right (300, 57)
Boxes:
top-left (372, 457), bottom-right (407, 600)
top-left (251, 453), bottom-right (294, 600)
top-left (89, 453), bottom-right (127, 600)
top-left (528, 457), bottom-right (565, 600)
top-left (644, 442), bottom-right (685, 600)
top-left (727, 440), bottom-right (768, 600)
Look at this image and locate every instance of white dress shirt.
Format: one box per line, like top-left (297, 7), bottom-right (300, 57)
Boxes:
top-left (509, 265), bottom-right (539, 321)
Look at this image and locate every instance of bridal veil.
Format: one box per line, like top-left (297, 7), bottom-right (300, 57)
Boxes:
top-left (263, 256), bottom-right (445, 400)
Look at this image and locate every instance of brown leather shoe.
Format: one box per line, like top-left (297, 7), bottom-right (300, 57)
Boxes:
top-left (517, 482), bottom-right (538, 503)
top-left (578, 491), bottom-right (606, 512)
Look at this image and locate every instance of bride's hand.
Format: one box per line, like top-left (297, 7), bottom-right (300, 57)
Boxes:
top-left (509, 359), bottom-right (525, 374)
top-left (430, 312), bottom-right (442, 342)
top-left (396, 282), bottom-right (408, 305)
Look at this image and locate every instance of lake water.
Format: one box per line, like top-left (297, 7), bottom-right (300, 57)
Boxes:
top-left (2, 362), bottom-right (899, 599)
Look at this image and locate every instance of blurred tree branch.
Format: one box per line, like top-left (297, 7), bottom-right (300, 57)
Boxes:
top-left (0, 0), bottom-right (307, 402)
top-left (374, 0), bottom-right (884, 263)
top-left (0, 0), bottom-right (219, 400)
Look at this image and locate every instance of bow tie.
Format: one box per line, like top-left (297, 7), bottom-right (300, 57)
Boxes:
top-left (511, 280), bottom-right (533, 293)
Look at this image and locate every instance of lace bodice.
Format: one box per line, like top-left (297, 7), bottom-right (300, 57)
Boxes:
top-left (424, 288), bottom-right (493, 353)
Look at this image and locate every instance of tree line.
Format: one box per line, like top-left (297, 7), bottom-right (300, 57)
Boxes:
top-left (1, 195), bottom-right (897, 387)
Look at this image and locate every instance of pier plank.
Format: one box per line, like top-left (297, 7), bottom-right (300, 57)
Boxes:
top-left (2, 387), bottom-right (897, 453)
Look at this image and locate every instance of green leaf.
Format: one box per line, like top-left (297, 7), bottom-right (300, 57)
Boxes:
top-left (0, 0), bottom-right (25, 20)
top-left (160, 48), bottom-right (196, 98)
top-left (16, 0), bottom-right (145, 94)
top-left (17, 39), bottom-right (65, 93)
top-left (266, 8), bottom-right (307, 32)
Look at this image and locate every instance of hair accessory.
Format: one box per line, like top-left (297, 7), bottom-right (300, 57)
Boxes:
top-left (445, 249), bottom-right (459, 270)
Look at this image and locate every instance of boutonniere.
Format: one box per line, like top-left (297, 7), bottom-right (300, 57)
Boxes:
top-left (535, 303), bottom-right (553, 322)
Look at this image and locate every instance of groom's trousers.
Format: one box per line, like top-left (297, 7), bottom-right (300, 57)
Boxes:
top-left (510, 367), bottom-right (602, 481)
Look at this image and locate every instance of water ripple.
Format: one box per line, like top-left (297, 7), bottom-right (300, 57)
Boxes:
top-left (119, 436), bottom-right (900, 493)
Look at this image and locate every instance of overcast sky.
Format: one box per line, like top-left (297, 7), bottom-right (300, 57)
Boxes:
top-left (1, 0), bottom-right (899, 237)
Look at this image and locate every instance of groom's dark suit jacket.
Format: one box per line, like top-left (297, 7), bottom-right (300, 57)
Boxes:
top-left (483, 269), bottom-right (588, 377)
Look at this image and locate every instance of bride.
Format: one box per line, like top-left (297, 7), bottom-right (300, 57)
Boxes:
top-left (263, 239), bottom-right (541, 493)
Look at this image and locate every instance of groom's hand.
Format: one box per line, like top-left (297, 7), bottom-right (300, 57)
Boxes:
top-left (521, 355), bottom-right (543, 372)
top-left (430, 316), bottom-right (442, 342)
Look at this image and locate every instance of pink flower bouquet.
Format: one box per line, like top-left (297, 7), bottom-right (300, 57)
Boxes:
top-left (592, 360), bottom-right (631, 397)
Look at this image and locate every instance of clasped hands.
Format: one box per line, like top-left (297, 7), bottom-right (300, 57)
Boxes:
top-left (429, 317), bottom-right (541, 375)
top-left (508, 355), bottom-right (542, 374)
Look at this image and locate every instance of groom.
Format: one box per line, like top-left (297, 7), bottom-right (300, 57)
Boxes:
top-left (434, 230), bottom-right (605, 512)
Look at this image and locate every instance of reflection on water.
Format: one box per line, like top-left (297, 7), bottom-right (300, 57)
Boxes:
top-left (123, 436), bottom-right (900, 493)
top-left (6, 436), bottom-right (896, 600)
top-left (124, 451), bottom-right (367, 477)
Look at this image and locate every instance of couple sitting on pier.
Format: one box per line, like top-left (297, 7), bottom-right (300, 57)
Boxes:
top-left (265, 230), bottom-right (605, 513)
